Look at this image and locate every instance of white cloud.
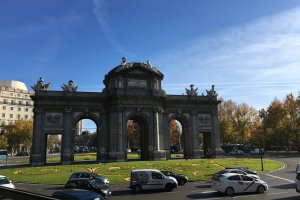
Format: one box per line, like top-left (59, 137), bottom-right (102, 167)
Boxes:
top-left (155, 6), bottom-right (300, 109)
top-left (92, 0), bottom-right (135, 57)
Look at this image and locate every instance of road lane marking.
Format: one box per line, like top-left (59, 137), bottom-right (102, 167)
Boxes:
top-left (265, 174), bottom-right (294, 183)
top-left (266, 192), bottom-right (289, 196)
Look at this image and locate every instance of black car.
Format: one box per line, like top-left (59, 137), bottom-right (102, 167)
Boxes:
top-left (161, 170), bottom-right (188, 185)
top-left (52, 189), bottom-right (106, 200)
top-left (65, 178), bottom-right (112, 199)
top-left (69, 172), bottom-right (109, 184)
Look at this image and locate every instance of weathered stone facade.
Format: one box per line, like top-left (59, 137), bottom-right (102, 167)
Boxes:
top-left (30, 60), bottom-right (221, 166)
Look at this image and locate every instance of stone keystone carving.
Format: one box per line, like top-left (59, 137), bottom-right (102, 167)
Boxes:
top-left (206, 85), bottom-right (218, 97)
top-left (61, 80), bottom-right (78, 94)
top-left (185, 84), bottom-right (198, 97)
top-left (31, 77), bottom-right (51, 92)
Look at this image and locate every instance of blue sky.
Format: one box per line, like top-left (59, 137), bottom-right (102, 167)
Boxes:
top-left (2, 0), bottom-right (300, 114)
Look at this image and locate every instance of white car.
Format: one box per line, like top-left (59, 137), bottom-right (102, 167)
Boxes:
top-left (212, 173), bottom-right (268, 196)
top-left (130, 169), bottom-right (178, 192)
top-left (296, 171), bottom-right (300, 192)
top-left (0, 175), bottom-right (15, 189)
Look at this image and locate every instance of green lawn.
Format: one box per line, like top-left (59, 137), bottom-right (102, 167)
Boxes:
top-left (0, 158), bottom-right (282, 185)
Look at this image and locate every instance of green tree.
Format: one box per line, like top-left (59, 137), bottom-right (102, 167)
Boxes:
top-left (4, 120), bottom-right (33, 153)
top-left (0, 135), bottom-right (8, 149)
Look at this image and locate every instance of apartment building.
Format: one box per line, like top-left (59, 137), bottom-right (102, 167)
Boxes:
top-left (0, 80), bottom-right (34, 134)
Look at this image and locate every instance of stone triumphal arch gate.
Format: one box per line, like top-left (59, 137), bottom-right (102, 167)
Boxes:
top-left (30, 58), bottom-right (221, 166)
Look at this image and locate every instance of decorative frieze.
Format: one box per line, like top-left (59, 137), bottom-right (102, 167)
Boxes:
top-left (45, 113), bottom-right (62, 125)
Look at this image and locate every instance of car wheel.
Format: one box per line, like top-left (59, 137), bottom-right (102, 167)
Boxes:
top-left (135, 185), bottom-right (142, 193)
top-left (257, 185), bottom-right (265, 194)
top-left (225, 187), bottom-right (234, 196)
top-left (165, 183), bottom-right (174, 192)
top-left (179, 179), bottom-right (185, 185)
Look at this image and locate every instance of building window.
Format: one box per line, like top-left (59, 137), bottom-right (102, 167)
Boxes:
top-left (1, 113), bottom-right (5, 118)
top-left (17, 114), bottom-right (21, 119)
top-left (10, 107), bottom-right (13, 111)
top-left (18, 107), bottom-right (21, 111)
top-left (26, 101), bottom-right (29, 106)
top-left (11, 100), bottom-right (15, 105)
top-left (25, 108), bottom-right (29, 112)
top-left (3, 99), bottom-right (7, 104)
top-left (19, 101), bottom-right (22, 105)
top-left (10, 114), bottom-right (13, 118)
top-left (17, 94), bottom-right (20, 97)
top-left (2, 106), bottom-right (6, 110)
top-left (25, 115), bottom-right (28, 119)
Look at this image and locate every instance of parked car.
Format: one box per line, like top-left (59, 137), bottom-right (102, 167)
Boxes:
top-left (211, 173), bottom-right (268, 196)
top-left (0, 175), bottom-right (15, 189)
top-left (52, 189), bottom-right (106, 200)
top-left (130, 169), bottom-right (178, 192)
top-left (69, 172), bottom-right (109, 184)
top-left (296, 171), bottom-right (300, 192)
top-left (211, 169), bottom-right (260, 181)
top-left (225, 167), bottom-right (257, 175)
top-left (250, 148), bottom-right (264, 155)
top-left (64, 178), bottom-right (112, 199)
top-left (15, 151), bottom-right (30, 156)
top-left (229, 150), bottom-right (244, 156)
top-left (296, 163), bottom-right (300, 172)
top-left (161, 170), bottom-right (188, 185)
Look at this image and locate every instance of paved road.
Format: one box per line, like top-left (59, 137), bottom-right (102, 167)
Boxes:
top-left (11, 153), bottom-right (300, 200)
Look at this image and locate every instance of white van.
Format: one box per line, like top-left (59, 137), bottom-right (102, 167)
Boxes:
top-left (130, 169), bottom-right (178, 192)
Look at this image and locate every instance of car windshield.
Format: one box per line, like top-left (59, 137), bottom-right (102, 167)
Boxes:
top-left (0, 177), bottom-right (10, 184)
top-left (90, 179), bottom-right (104, 187)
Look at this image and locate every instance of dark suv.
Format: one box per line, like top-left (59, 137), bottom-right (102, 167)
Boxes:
top-left (69, 172), bottom-right (109, 184)
top-left (65, 178), bottom-right (112, 199)
top-left (52, 189), bottom-right (106, 200)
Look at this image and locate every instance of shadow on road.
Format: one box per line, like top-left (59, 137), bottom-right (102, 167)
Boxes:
top-left (112, 189), bottom-right (169, 197)
top-left (186, 191), bottom-right (223, 199)
top-left (272, 196), bottom-right (300, 200)
top-left (271, 183), bottom-right (295, 190)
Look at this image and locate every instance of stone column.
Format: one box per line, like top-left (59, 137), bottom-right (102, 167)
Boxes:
top-left (163, 111), bottom-right (171, 159)
top-left (31, 108), bottom-right (45, 166)
top-left (61, 108), bottom-right (74, 165)
top-left (191, 111), bottom-right (201, 159)
top-left (116, 108), bottom-right (126, 161)
top-left (153, 108), bottom-right (167, 160)
top-left (211, 108), bottom-right (221, 156)
top-left (98, 111), bottom-right (108, 163)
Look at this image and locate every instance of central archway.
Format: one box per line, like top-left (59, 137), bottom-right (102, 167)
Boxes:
top-left (168, 114), bottom-right (191, 159)
top-left (126, 115), bottom-right (150, 160)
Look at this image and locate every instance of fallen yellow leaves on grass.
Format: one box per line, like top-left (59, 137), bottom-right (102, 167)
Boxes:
top-left (108, 167), bottom-right (121, 170)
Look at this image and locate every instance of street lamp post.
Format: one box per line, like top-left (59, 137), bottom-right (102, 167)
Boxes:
top-left (259, 147), bottom-right (264, 171)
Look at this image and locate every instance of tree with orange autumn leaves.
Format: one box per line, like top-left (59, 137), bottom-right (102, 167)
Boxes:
top-left (219, 93), bottom-right (300, 151)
